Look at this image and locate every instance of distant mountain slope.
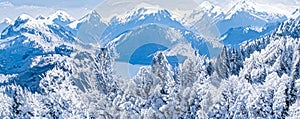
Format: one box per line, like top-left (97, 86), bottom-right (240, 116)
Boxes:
top-left (69, 11), bottom-right (107, 44)
top-left (108, 24), bottom-right (210, 66)
top-left (101, 7), bottom-right (186, 46)
top-left (216, 0), bottom-right (286, 46)
top-left (0, 18), bottom-right (12, 38)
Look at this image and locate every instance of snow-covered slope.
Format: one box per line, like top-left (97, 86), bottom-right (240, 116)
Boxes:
top-left (241, 14), bottom-right (300, 58)
top-left (217, 0), bottom-right (287, 46)
top-left (276, 15), bottom-right (300, 38)
top-left (69, 11), bottom-right (107, 44)
top-left (0, 18), bottom-right (12, 38)
top-left (1, 13), bottom-right (78, 43)
top-left (0, 13), bottom-right (86, 92)
top-left (239, 15), bottom-right (300, 83)
top-left (47, 10), bottom-right (75, 27)
top-left (182, 1), bottom-right (223, 27)
top-left (108, 24), bottom-right (209, 66)
top-left (183, 1), bottom-right (224, 39)
top-left (220, 22), bottom-right (280, 46)
top-left (218, 0), bottom-right (286, 34)
top-left (101, 7), bottom-right (185, 46)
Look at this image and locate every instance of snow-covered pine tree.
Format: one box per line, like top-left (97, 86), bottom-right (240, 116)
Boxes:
top-left (215, 46), bottom-right (230, 79)
top-left (95, 48), bottom-right (119, 100)
top-left (39, 60), bottom-right (89, 118)
top-left (228, 49), bottom-right (243, 76)
top-left (178, 53), bottom-right (211, 118)
top-left (150, 52), bottom-right (180, 118)
top-left (151, 52), bottom-right (176, 96)
top-left (227, 76), bottom-right (250, 119)
top-left (11, 86), bottom-right (36, 118)
top-left (250, 88), bottom-right (274, 118)
top-left (208, 78), bottom-right (240, 119)
top-left (292, 47), bottom-right (300, 79)
top-left (180, 53), bottom-right (209, 88)
top-left (113, 51), bottom-right (178, 118)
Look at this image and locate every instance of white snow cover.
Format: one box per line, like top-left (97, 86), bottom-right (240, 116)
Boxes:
top-left (224, 0), bottom-right (286, 21)
top-left (0, 1), bottom-right (299, 118)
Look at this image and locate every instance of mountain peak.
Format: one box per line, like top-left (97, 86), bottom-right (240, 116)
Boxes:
top-left (226, 0), bottom-right (256, 18)
top-left (69, 10), bottom-right (104, 29)
top-left (198, 1), bottom-right (216, 10)
top-left (91, 10), bottom-right (101, 16)
top-left (133, 3), bottom-right (165, 13)
top-left (36, 15), bottom-right (46, 20)
top-left (49, 10), bottom-right (74, 19)
top-left (17, 14), bottom-right (34, 22)
top-left (116, 5), bottom-right (171, 23)
top-left (130, 6), bottom-right (168, 17)
top-left (224, 0), bottom-right (287, 22)
top-left (196, 1), bottom-right (223, 17)
top-left (13, 14), bottom-right (34, 27)
top-left (83, 10), bottom-right (102, 20)
top-left (1, 18), bottom-right (12, 24)
top-left (47, 10), bottom-right (75, 25)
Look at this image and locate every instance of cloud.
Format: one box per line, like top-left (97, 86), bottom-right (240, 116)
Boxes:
top-left (96, 0), bottom-right (199, 19)
top-left (194, 0), bottom-right (299, 12)
top-left (0, 0), bottom-right (104, 8)
top-left (0, 1), bottom-right (14, 7)
top-left (0, 0), bottom-right (299, 22)
top-left (0, 0), bottom-right (99, 21)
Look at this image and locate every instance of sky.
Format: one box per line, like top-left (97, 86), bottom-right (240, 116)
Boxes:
top-left (0, 0), bottom-right (105, 21)
top-left (0, 0), bottom-right (299, 22)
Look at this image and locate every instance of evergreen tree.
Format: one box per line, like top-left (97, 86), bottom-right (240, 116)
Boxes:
top-left (95, 48), bottom-right (119, 100)
top-left (229, 49), bottom-right (243, 76)
top-left (215, 46), bottom-right (230, 79)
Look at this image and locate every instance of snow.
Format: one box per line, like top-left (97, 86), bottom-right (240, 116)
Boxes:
top-left (114, 3), bottom-right (171, 23)
top-left (182, 1), bottom-right (223, 27)
top-left (46, 10), bottom-right (75, 24)
top-left (0, 2), bottom-right (300, 118)
top-left (198, 1), bottom-right (223, 17)
top-left (0, 18), bottom-right (12, 38)
top-left (0, 18), bottom-right (12, 24)
top-left (68, 10), bottom-right (107, 44)
top-left (165, 28), bottom-right (183, 42)
top-left (225, 0), bottom-right (287, 20)
top-left (17, 14), bottom-right (34, 21)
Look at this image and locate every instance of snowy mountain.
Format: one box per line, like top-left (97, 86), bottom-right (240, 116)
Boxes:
top-left (47, 10), bottom-right (75, 27)
top-left (101, 7), bottom-right (185, 46)
top-left (224, 1), bottom-right (283, 21)
top-left (1, 14), bottom-right (77, 43)
top-left (217, 0), bottom-right (286, 45)
top-left (220, 22), bottom-right (279, 46)
top-left (69, 11), bottom-right (107, 44)
top-left (183, 1), bottom-right (224, 39)
top-left (109, 24), bottom-right (209, 66)
top-left (276, 15), bottom-right (300, 38)
top-left (183, 1), bottom-right (223, 26)
top-left (241, 14), bottom-right (300, 58)
top-left (0, 18), bottom-right (12, 38)
top-left (0, 13), bottom-right (84, 91)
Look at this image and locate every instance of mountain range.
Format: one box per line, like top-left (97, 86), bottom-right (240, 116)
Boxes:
top-left (0, 0), bottom-right (299, 118)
